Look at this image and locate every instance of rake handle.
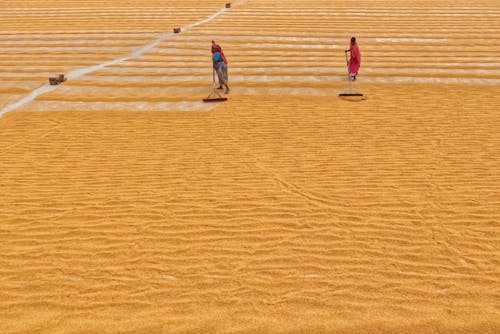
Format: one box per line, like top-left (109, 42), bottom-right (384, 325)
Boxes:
top-left (212, 67), bottom-right (216, 88)
top-left (344, 50), bottom-right (352, 92)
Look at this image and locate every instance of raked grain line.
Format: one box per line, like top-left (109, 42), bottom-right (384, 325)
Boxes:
top-left (0, 5), bottom-right (231, 117)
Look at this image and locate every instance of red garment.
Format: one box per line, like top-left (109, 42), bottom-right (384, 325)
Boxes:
top-left (348, 43), bottom-right (361, 75)
top-left (211, 43), bottom-right (227, 64)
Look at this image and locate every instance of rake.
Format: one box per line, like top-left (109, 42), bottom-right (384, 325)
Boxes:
top-left (203, 69), bottom-right (227, 102)
top-left (339, 50), bottom-right (363, 97)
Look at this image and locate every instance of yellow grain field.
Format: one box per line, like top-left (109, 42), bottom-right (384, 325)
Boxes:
top-left (1, 1), bottom-right (499, 333)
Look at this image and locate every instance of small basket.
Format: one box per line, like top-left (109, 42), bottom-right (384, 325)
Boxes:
top-left (173, 27), bottom-right (181, 33)
top-left (226, 3), bottom-right (231, 8)
top-left (49, 77), bottom-right (59, 85)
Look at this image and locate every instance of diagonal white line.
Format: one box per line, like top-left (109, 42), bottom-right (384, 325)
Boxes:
top-left (0, 6), bottom-right (230, 117)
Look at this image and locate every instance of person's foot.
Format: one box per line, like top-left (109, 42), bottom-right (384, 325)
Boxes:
top-left (352, 75), bottom-right (356, 81)
top-left (224, 89), bottom-right (230, 94)
top-left (217, 86), bottom-right (223, 89)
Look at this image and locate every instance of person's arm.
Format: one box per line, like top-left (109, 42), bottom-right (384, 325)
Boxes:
top-left (345, 48), bottom-right (352, 64)
top-left (352, 45), bottom-right (360, 61)
top-left (212, 53), bottom-right (217, 68)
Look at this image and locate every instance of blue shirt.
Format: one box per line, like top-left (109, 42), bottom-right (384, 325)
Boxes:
top-left (213, 52), bottom-right (222, 62)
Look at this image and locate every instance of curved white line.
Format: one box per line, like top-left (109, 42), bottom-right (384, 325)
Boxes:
top-left (182, 7), bottom-right (227, 32)
top-left (0, 6), bottom-right (229, 117)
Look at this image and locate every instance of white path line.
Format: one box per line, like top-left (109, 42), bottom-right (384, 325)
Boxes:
top-left (0, 7), bottom-right (229, 117)
top-left (0, 85), bottom-right (60, 115)
top-left (182, 7), bottom-right (227, 32)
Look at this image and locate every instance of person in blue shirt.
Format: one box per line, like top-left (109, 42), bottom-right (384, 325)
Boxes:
top-left (212, 46), bottom-right (230, 94)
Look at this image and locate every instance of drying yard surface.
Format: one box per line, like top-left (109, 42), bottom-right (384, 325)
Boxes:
top-left (1, 1), bottom-right (499, 333)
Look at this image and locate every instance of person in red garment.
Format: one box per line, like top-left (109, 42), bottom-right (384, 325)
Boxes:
top-left (346, 37), bottom-right (361, 81)
top-left (211, 40), bottom-right (228, 89)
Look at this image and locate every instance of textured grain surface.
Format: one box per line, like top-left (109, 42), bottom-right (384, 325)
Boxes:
top-left (1, 1), bottom-right (499, 333)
